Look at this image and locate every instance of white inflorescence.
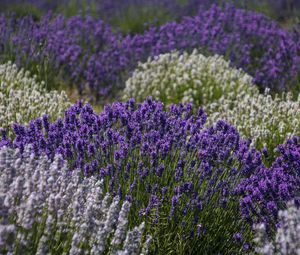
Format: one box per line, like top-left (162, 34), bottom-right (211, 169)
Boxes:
top-left (0, 146), bottom-right (149, 255)
top-left (123, 50), bottom-right (257, 105)
top-left (0, 62), bottom-right (71, 132)
top-left (208, 90), bottom-right (300, 152)
top-left (254, 201), bottom-right (300, 255)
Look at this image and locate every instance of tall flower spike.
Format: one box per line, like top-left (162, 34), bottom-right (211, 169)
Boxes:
top-left (0, 146), bottom-right (149, 254)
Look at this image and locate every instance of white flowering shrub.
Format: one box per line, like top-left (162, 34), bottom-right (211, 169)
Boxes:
top-left (0, 62), bottom-right (71, 132)
top-left (208, 90), bottom-right (300, 154)
top-left (254, 201), bottom-right (300, 255)
top-left (123, 50), bottom-right (257, 105)
top-left (0, 147), bottom-right (150, 255)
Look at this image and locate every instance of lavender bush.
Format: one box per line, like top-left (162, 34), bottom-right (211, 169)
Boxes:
top-left (123, 49), bottom-right (300, 159)
top-left (1, 98), bottom-right (265, 253)
top-left (1, 4), bottom-right (299, 100)
top-left (236, 136), bottom-right (300, 228)
top-left (0, 62), bottom-right (71, 135)
top-left (0, 146), bottom-right (149, 255)
top-left (0, 1), bottom-right (299, 254)
top-left (87, 4), bottom-right (300, 96)
top-left (1, 0), bottom-right (299, 46)
top-left (123, 50), bottom-right (256, 105)
top-left (0, 13), bottom-right (119, 98)
top-left (209, 90), bottom-right (300, 155)
top-left (254, 201), bottom-right (300, 255)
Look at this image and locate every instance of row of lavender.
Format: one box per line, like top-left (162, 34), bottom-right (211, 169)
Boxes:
top-left (1, 96), bottom-right (300, 254)
top-left (1, 2), bottom-right (300, 255)
top-left (0, 146), bottom-right (151, 254)
top-left (0, 4), bottom-right (299, 101)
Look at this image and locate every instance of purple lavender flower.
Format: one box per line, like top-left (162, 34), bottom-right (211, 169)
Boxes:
top-left (236, 136), bottom-right (300, 227)
top-left (0, 13), bottom-right (119, 99)
top-left (1, 4), bottom-right (299, 100)
top-left (233, 232), bottom-right (243, 243)
top-left (0, 98), bottom-right (264, 253)
top-left (90, 4), bottom-right (299, 94)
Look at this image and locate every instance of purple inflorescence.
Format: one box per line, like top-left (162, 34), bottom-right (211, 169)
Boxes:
top-left (3, 99), bottom-right (300, 251)
top-left (0, 4), bottom-right (299, 99)
top-left (236, 136), bottom-right (300, 227)
top-left (89, 4), bottom-right (300, 93)
top-left (1, 98), bottom-right (265, 248)
top-left (0, 13), bottom-right (119, 97)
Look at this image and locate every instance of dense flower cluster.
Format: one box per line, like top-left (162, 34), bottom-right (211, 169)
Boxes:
top-left (1, 4), bottom-right (299, 99)
top-left (123, 50), bottom-right (256, 105)
top-left (254, 201), bottom-right (300, 255)
top-left (236, 137), bottom-right (300, 227)
top-left (0, 1), bottom-right (299, 254)
top-left (0, 146), bottom-right (150, 255)
top-left (0, 62), bottom-right (70, 133)
top-left (1, 99), bottom-right (263, 253)
top-left (0, 13), bottom-right (118, 98)
top-left (209, 90), bottom-right (300, 154)
top-left (97, 4), bottom-right (300, 94)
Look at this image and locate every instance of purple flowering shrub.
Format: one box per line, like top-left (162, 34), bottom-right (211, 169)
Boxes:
top-left (236, 137), bottom-right (300, 229)
top-left (1, 4), bottom-right (299, 100)
top-left (98, 4), bottom-right (299, 94)
top-left (0, 13), bottom-right (119, 98)
top-left (1, 98), bottom-right (264, 253)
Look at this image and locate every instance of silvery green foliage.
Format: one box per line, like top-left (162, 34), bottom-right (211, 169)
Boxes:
top-left (254, 202), bottom-right (300, 255)
top-left (123, 50), bottom-right (257, 105)
top-left (0, 62), bottom-right (71, 131)
top-left (0, 146), bottom-right (149, 255)
top-left (208, 89), bottom-right (300, 152)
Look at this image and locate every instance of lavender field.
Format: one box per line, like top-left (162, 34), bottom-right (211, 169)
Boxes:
top-left (0, 1), bottom-right (300, 254)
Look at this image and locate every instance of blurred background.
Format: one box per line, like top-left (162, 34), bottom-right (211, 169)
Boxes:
top-left (0, 0), bottom-right (299, 33)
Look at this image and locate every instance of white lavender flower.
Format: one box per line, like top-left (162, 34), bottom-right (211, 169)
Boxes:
top-left (111, 201), bottom-right (132, 249)
top-left (91, 195), bottom-right (121, 254)
top-left (0, 146), bottom-right (149, 254)
top-left (141, 235), bottom-right (152, 255)
top-left (123, 50), bottom-right (257, 105)
top-left (208, 90), bottom-right (300, 152)
top-left (119, 222), bottom-right (146, 255)
top-left (254, 201), bottom-right (300, 255)
top-left (0, 62), bottom-right (71, 134)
